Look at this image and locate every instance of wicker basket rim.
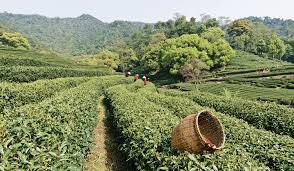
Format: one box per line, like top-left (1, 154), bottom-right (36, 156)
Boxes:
top-left (194, 110), bottom-right (225, 149)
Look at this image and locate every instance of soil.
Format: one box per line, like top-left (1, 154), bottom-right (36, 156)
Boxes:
top-left (84, 97), bottom-right (129, 171)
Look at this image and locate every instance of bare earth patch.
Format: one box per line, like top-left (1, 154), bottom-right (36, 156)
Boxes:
top-left (84, 97), bottom-right (129, 171)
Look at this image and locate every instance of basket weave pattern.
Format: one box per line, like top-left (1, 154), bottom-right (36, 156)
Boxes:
top-left (171, 110), bottom-right (225, 154)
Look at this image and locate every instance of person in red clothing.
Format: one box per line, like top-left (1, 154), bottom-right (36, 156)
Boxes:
top-left (134, 73), bottom-right (139, 82)
top-left (142, 75), bottom-right (147, 85)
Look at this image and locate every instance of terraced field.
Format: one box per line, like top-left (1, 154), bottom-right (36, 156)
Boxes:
top-left (0, 48), bottom-right (293, 170)
top-left (173, 82), bottom-right (294, 105)
top-left (104, 81), bottom-right (294, 170)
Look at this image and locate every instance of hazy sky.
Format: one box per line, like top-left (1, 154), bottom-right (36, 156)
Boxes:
top-left (0, 0), bottom-right (293, 22)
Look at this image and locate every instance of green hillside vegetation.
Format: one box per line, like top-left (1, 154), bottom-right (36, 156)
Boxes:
top-left (173, 82), bottom-right (294, 105)
top-left (219, 51), bottom-right (292, 72)
top-left (0, 76), bottom-right (132, 170)
top-left (0, 12), bottom-right (293, 170)
top-left (104, 81), bottom-right (294, 170)
top-left (0, 13), bottom-right (144, 55)
top-left (227, 77), bottom-right (294, 89)
top-left (0, 47), bottom-right (102, 67)
top-left (227, 19), bottom-right (288, 59)
top-left (247, 16), bottom-right (294, 38)
top-left (160, 88), bottom-right (294, 138)
top-left (0, 27), bottom-right (30, 49)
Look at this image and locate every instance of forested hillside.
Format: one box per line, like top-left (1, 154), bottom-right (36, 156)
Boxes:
top-left (0, 13), bottom-right (144, 55)
top-left (247, 16), bottom-right (294, 38)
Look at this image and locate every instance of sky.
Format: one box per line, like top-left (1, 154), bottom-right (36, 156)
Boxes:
top-left (0, 0), bottom-right (293, 23)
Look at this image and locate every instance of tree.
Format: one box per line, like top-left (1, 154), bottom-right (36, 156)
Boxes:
top-left (154, 16), bottom-right (197, 38)
top-left (205, 18), bottom-right (220, 28)
top-left (227, 19), bottom-right (253, 37)
top-left (94, 50), bottom-right (120, 69)
top-left (227, 19), bottom-right (287, 59)
top-left (173, 16), bottom-right (188, 37)
top-left (0, 32), bottom-right (30, 49)
top-left (128, 24), bottom-right (154, 58)
top-left (141, 44), bottom-right (162, 72)
top-left (149, 32), bottom-right (166, 46)
top-left (186, 17), bottom-right (197, 34)
top-left (142, 34), bottom-right (235, 75)
top-left (266, 34), bottom-right (286, 59)
top-left (200, 27), bottom-right (225, 43)
top-left (179, 58), bottom-right (209, 81)
top-left (111, 40), bottom-right (138, 72)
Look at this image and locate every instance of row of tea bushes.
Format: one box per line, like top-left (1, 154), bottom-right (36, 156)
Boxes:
top-left (0, 65), bottom-right (114, 82)
top-left (0, 77), bottom-right (90, 112)
top-left (173, 82), bottom-right (294, 106)
top-left (161, 88), bottom-right (294, 138)
top-left (0, 75), bottom-right (132, 170)
top-left (0, 56), bottom-right (59, 67)
top-left (105, 84), bottom-right (268, 170)
top-left (139, 86), bottom-right (294, 170)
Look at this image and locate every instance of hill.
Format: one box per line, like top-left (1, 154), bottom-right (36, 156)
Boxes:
top-left (246, 16), bottom-right (294, 38)
top-left (0, 13), bottom-right (145, 55)
top-left (0, 47), bottom-right (115, 82)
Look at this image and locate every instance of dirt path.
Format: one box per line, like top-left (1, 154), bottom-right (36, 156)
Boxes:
top-left (84, 97), bottom-right (129, 171)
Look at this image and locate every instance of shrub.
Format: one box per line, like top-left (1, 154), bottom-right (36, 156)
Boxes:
top-left (0, 75), bottom-right (132, 170)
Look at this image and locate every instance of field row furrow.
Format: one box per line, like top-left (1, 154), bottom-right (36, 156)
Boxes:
top-left (0, 75), bottom-right (131, 170)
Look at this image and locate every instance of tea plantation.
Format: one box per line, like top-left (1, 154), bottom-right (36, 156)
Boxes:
top-left (0, 48), bottom-right (293, 170)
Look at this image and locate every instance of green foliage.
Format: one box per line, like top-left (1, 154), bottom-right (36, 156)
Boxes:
top-left (127, 25), bottom-right (154, 58)
top-left (227, 19), bottom-right (254, 37)
top-left (217, 51), bottom-right (292, 73)
top-left (154, 16), bottom-right (198, 38)
top-left (266, 34), bottom-right (287, 59)
top-left (227, 19), bottom-right (287, 59)
top-left (174, 82), bottom-right (294, 105)
top-left (111, 40), bottom-right (138, 72)
top-left (0, 31), bottom-right (30, 49)
top-left (142, 34), bottom-right (235, 75)
top-left (146, 87), bottom-right (294, 170)
top-left (0, 76), bottom-right (132, 170)
top-left (200, 27), bottom-right (224, 43)
top-left (0, 66), bottom-right (113, 82)
top-left (247, 16), bottom-right (294, 38)
top-left (179, 58), bottom-right (209, 81)
top-left (106, 84), bottom-right (268, 170)
top-left (0, 56), bottom-right (57, 67)
top-left (0, 13), bottom-right (144, 55)
top-left (81, 50), bottom-right (120, 69)
top-left (0, 77), bottom-right (89, 113)
top-left (162, 88), bottom-right (294, 137)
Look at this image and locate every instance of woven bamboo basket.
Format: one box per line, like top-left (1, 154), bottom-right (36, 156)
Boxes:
top-left (171, 110), bottom-right (225, 154)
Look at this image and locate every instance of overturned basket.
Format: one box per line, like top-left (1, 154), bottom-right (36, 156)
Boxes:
top-left (171, 110), bottom-right (225, 154)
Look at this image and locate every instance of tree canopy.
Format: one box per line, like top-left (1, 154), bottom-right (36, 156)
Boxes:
top-left (142, 34), bottom-right (235, 75)
top-left (227, 19), bottom-right (287, 59)
top-left (0, 29), bottom-right (30, 49)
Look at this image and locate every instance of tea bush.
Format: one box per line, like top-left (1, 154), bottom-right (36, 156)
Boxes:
top-left (0, 75), bottom-right (132, 170)
top-left (105, 84), bottom-right (268, 170)
top-left (160, 88), bottom-right (294, 137)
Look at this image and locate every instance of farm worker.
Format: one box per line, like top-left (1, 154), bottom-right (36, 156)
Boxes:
top-left (142, 75), bottom-right (147, 85)
top-left (134, 74), bottom-right (139, 82)
top-left (125, 71), bottom-right (131, 77)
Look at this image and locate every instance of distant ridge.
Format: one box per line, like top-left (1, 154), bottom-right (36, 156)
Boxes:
top-left (0, 12), bottom-right (145, 55)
